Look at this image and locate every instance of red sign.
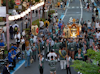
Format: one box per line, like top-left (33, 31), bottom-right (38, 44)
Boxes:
top-left (15, 0), bottom-right (21, 5)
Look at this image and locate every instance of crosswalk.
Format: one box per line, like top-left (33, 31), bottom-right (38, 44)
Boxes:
top-left (67, 6), bottom-right (83, 9)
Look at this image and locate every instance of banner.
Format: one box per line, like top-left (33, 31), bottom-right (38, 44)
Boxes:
top-left (0, 7), bottom-right (6, 17)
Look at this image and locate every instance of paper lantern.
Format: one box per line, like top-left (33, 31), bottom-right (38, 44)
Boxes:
top-left (31, 25), bottom-right (38, 36)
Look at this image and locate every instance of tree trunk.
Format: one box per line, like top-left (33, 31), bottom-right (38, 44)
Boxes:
top-left (42, 0), bottom-right (46, 19)
top-left (42, 4), bottom-right (45, 19)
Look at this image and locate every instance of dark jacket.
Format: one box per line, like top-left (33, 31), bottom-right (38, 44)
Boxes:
top-left (2, 67), bottom-right (10, 74)
top-left (9, 26), bottom-right (13, 33)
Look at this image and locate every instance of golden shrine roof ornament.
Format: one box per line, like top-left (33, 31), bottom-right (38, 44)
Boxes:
top-left (63, 18), bottom-right (82, 38)
top-left (73, 18), bottom-right (76, 23)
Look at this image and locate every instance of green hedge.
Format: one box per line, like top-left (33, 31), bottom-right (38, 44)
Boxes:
top-left (32, 18), bottom-right (45, 27)
top-left (48, 10), bottom-right (55, 15)
top-left (0, 17), bottom-right (3, 22)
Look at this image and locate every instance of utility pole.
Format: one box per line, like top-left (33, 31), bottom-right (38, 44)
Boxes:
top-left (6, 0), bottom-right (8, 14)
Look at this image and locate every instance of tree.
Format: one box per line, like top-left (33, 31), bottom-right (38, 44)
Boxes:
top-left (42, 0), bottom-right (46, 19)
top-left (2, 0), bottom-right (15, 9)
top-left (71, 49), bottom-right (100, 74)
top-left (35, 0), bottom-right (39, 2)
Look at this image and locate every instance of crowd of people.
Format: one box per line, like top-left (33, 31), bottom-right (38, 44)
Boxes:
top-left (1, 0), bottom-right (100, 74)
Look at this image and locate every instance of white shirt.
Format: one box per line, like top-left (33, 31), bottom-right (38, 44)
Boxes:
top-left (51, 40), bottom-right (54, 46)
top-left (3, 26), bottom-right (6, 32)
top-left (21, 39), bottom-right (25, 43)
top-left (96, 22), bottom-right (100, 28)
top-left (39, 21), bottom-right (44, 27)
top-left (66, 57), bottom-right (71, 65)
top-left (87, 22), bottom-right (91, 27)
top-left (14, 33), bottom-right (21, 42)
top-left (33, 36), bottom-right (37, 43)
top-left (78, 54), bottom-right (81, 58)
top-left (22, 31), bottom-right (25, 36)
top-left (47, 52), bottom-right (57, 61)
top-left (91, 0), bottom-right (94, 3)
top-left (13, 24), bottom-right (19, 28)
top-left (96, 32), bottom-right (100, 39)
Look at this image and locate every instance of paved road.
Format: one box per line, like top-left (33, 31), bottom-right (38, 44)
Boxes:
top-left (63, 0), bottom-right (93, 24)
top-left (14, 0), bottom-right (93, 74)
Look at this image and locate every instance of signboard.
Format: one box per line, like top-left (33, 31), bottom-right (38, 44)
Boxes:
top-left (14, 5), bottom-right (22, 9)
top-left (0, 7), bottom-right (6, 17)
top-left (15, 0), bottom-right (21, 5)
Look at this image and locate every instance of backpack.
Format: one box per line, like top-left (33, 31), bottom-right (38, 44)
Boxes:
top-left (14, 26), bottom-right (18, 32)
top-left (9, 26), bottom-right (13, 33)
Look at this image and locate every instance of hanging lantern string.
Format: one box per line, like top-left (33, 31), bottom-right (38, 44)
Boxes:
top-left (8, 1), bottom-right (44, 21)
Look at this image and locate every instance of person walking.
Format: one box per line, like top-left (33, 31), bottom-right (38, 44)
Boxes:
top-left (36, 10), bottom-right (38, 17)
top-left (9, 25), bottom-right (14, 39)
top-left (48, 56), bottom-right (57, 74)
top-left (66, 54), bottom-right (72, 74)
top-left (13, 22), bottom-right (19, 35)
top-left (2, 62), bottom-right (10, 74)
top-left (14, 32), bottom-right (21, 47)
top-left (59, 46), bottom-right (66, 70)
top-left (31, 43), bottom-right (37, 61)
top-left (24, 46), bottom-right (32, 68)
top-left (39, 54), bottom-right (44, 74)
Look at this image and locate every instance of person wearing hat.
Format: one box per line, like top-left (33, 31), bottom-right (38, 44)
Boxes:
top-left (2, 62), bottom-right (10, 74)
top-left (75, 49), bottom-right (84, 60)
top-left (48, 56), bottom-right (57, 74)
top-left (59, 46), bottom-right (66, 70)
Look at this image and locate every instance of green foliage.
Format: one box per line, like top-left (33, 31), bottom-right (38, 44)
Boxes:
top-left (48, 10), bottom-right (55, 15)
top-left (2, 0), bottom-right (15, 9)
top-left (0, 17), bottom-right (3, 22)
top-left (71, 49), bottom-right (100, 74)
top-left (32, 18), bottom-right (45, 27)
top-left (35, 0), bottom-right (40, 2)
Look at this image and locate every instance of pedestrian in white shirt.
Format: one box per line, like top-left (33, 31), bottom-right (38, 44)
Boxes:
top-left (14, 32), bottom-right (21, 47)
top-left (13, 22), bottom-right (19, 35)
top-left (96, 30), bottom-right (100, 39)
top-left (95, 20), bottom-right (100, 29)
top-left (13, 22), bottom-right (19, 28)
top-left (87, 20), bottom-right (91, 29)
top-left (39, 19), bottom-right (44, 29)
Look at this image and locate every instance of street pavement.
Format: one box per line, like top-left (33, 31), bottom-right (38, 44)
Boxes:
top-left (63, 0), bottom-right (93, 24)
top-left (14, 0), bottom-right (93, 74)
